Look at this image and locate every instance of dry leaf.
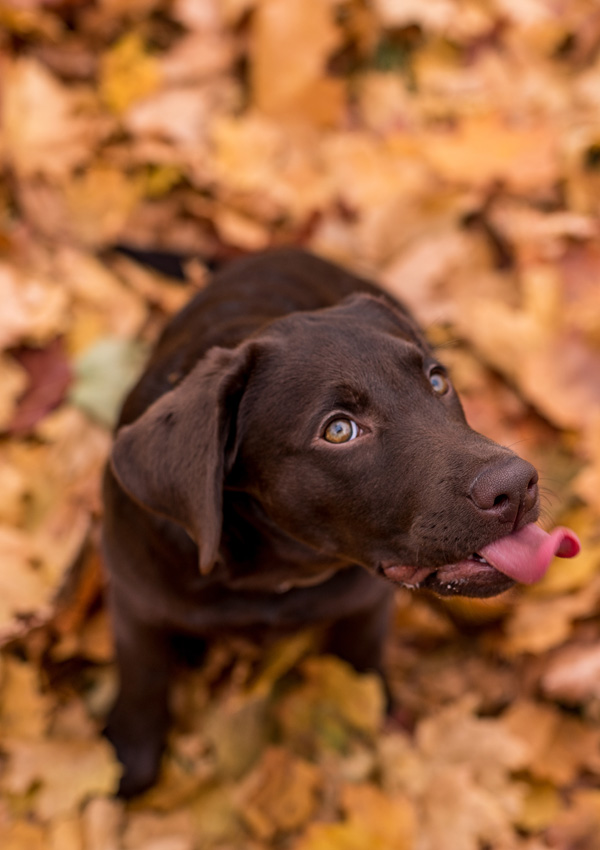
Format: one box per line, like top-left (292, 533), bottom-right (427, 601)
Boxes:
top-left (99, 32), bottom-right (161, 115)
top-left (2, 3), bottom-right (600, 848)
top-left (0, 262), bottom-right (69, 349)
top-left (504, 700), bottom-right (600, 785)
top-left (0, 355), bottom-right (28, 431)
top-left (277, 656), bottom-right (384, 756)
top-left (0, 656), bottom-right (51, 738)
top-left (250, 0), bottom-right (343, 125)
top-left (421, 114), bottom-right (558, 192)
top-left (0, 526), bottom-right (53, 632)
top-left (295, 782), bottom-right (415, 850)
top-left (238, 747), bottom-right (321, 840)
top-left (2, 737), bottom-right (120, 819)
top-left (542, 643), bottom-right (600, 705)
top-left (2, 58), bottom-right (99, 180)
top-left (81, 797), bottom-right (124, 850)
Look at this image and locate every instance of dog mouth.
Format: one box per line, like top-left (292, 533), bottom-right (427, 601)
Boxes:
top-left (382, 523), bottom-right (581, 597)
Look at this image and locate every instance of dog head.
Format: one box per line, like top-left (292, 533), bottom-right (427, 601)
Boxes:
top-left (111, 293), bottom-right (577, 598)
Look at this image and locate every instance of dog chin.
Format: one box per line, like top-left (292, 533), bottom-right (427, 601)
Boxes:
top-left (381, 559), bottom-right (515, 598)
top-left (421, 563), bottom-right (516, 598)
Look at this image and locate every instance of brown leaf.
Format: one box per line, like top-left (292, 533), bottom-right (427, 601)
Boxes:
top-left (542, 642), bottom-right (600, 705)
top-left (2, 58), bottom-right (100, 180)
top-left (421, 114), bottom-right (558, 192)
top-left (295, 782), bottom-right (415, 850)
top-left (8, 338), bottom-right (72, 436)
top-left (2, 737), bottom-right (120, 819)
top-left (504, 700), bottom-right (600, 785)
top-left (250, 0), bottom-right (344, 125)
top-left (238, 746), bottom-right (321, 840)
top-left (0, 355), bottom-right (28, 432)
top-left (0, 262), bottom-right (69, 349)
top-left (276, 656), bottom-right (384, 757)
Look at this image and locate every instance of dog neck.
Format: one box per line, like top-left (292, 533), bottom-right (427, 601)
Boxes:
top-left (218, 491), bottom-right (349, 592)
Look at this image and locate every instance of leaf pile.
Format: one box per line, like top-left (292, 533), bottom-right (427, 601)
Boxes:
top-left (1, 1), bottom-right (600, 848)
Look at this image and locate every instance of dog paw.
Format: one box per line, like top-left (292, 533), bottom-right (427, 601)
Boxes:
top-left (104, 717), bottom-right (165, 798)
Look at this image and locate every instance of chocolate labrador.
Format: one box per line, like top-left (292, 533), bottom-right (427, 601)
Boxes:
top-left (102, 247), bottom-right (579, 796)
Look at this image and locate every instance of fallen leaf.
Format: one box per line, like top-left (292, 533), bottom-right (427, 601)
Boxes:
top-left (542, 642), bottom-right (600, 706)
top-left (2, 737), bottom-right (120, 819)
top-left (0, 262), bottom-right (69, 349)
top-left (0, 525), bottom-right (52, 633)
top-left (546, 789), bottom-right (600, 850)
top-left (515, 780), bottom-right (561, 833)
top-left (500, 583), bottom-right (600, 655)
top-left (250, 0), bottom-right (344, 125)
top-left (8, 338), bottom-right (72, 435)
top-left (62, 165), bottom-right (144, 248)
top-left (2, 58), bottom-right (100, 180)
top-left (0, 820), bottom-right (47, 850)
top-left (295, 782), bottom-right (415, 850)
top-left (276, 656), bottom-right (385, 757)
top-left (504, 700), bottom-right (600, 785)
top-left (81, 797), bottom-right (125, 850)
top-left (99, 32), bottom-right (161, 115)
top-left (373, 0), bottom-right (455, 30)
top-left (0, 354), bottom-right (28, 431)
top-left (421, 113), bottom-right (558, 193)
top-left (0, 656), bottom-right (51, 738)
top-left (69, 336), bottom-right (149, 429)
top-left (48, 816), bottom-right (81, 850)
top-left (122, 810), bottom-right (194, 850)
top-left (238, 746), bottom-right (321, 840)
top-left (204, 692), bottom-right (270, 780)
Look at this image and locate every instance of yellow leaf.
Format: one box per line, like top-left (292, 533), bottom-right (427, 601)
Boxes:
top-left (0, 657), bottom-right (51, 739)
top-left (100, 32), bottom-right (161, 115)
top-left (62, 166), bottom-right (144, 248)
top-left (295, 783), bottom-right (415, 850)
top-left (516, 780), bottom-right (561, 832)
top-left (277, 656), bottom-right (384, 756)
top-left (250, 0), bottom-right (344, 126)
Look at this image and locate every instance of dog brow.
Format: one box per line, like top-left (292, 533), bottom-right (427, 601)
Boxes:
top-left (325, 383), bottom-right (371, 412)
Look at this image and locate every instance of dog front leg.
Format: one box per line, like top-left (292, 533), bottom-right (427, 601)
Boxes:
top-left (104, 591), bottom-right (171, 798)
top-left (325, 588), bottom-right (395, 708)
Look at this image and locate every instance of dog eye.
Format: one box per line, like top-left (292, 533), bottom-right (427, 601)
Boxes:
top-left (429, 369), bottom-right (450, 395)
top-left (323, 418), bottom-right (359, 443)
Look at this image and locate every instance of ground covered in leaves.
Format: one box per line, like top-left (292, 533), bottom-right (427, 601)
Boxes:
top-left (1, 0), bottom-right (600, 848)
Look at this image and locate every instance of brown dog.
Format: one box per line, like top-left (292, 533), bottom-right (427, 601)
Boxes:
top-left (102, 247), bottom-right (579, 796)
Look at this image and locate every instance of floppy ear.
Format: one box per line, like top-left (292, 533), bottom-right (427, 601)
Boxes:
top-left (110, 342), bottom-right (259, 575)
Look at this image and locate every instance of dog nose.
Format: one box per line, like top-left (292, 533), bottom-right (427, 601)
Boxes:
top-left (469, 457), bottom-right (539, 524)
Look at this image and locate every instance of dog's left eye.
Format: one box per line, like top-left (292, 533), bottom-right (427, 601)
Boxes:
top-left (323, 418), bottom-right (359, 444)
top-left (429, 369), bottom-right (450, 395)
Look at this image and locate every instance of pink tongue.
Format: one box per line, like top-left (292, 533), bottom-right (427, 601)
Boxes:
top-left (479, 523), bottom-right (580, 584)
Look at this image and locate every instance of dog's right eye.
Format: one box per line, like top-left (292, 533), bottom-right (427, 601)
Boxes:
top-left (323, 418), bottom-right (359, 444)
